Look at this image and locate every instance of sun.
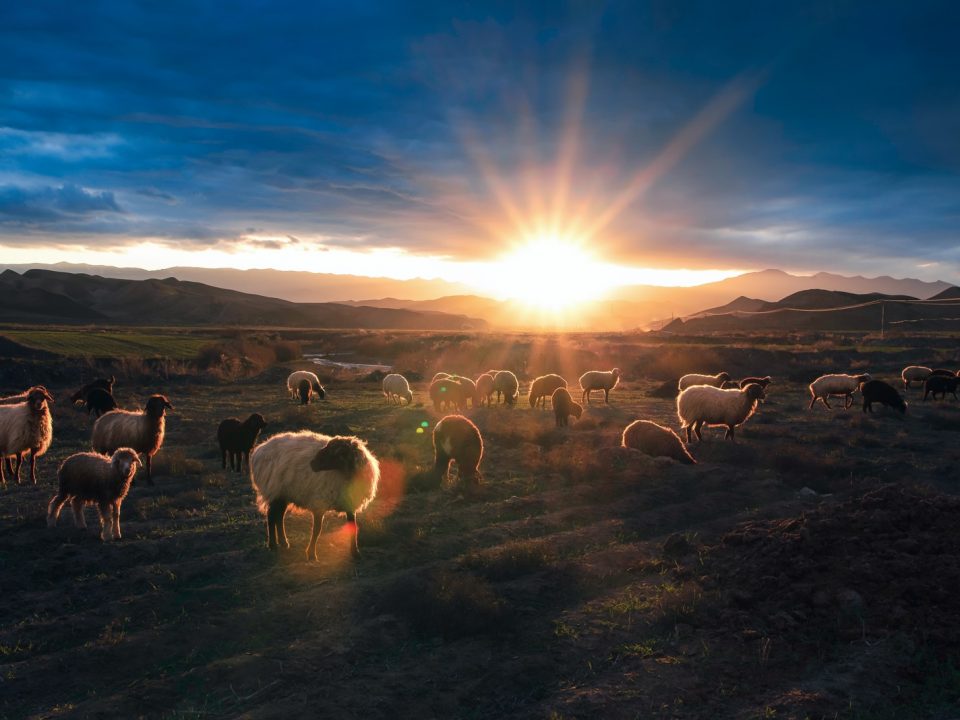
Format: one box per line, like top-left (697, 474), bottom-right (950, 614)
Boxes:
top-left (481, 234), bottom-right (611, 310)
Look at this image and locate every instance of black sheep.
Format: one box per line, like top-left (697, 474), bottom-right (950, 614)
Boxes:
top-left (217, 413), bottom-right (267, 472)
top-left (923, 375), bottom-right (960, 402)
top-left (84, 388), bottom-right (118, 417)
top-left (860, 380), bottom-right (907, 414)
top-left (298, 379), bottom-right (312, 405)
top-left (70, 376), bottom-right (115, 405)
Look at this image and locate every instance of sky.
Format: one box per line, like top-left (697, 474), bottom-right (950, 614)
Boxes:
top-left (1, 0), bottom-right (959, 291)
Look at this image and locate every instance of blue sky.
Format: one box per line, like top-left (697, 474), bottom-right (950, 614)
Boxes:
top-left (1, 1), bottom-right (958, 282)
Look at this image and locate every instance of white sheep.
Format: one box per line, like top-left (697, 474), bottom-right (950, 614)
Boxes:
top-left (92, 394), bottom-right (172, 485)
top-left (47, 448), bottom-right (141, 541)
top-left (901, 365), bottom-right (932, 390)
top-left (677, 383), bottom-right (766, 441)
top-left (382, 373), bottom-right (413, 405)
top-left (249, 430), bottom-right (380, 559)
top-left (678, 372), bottom-right (731, 391)
top-left (622, 420), bottom-right (696, 463)
top-left (808, 373), bottom-right (871, 410)
top-left (286, 370), bottom-right (326, 401)
top-left (493, 370), bottom-right (520, 405)
top-left (579, 368), bottom-right (621, 404)
top-left (0, 386), bottom-right (54, 485)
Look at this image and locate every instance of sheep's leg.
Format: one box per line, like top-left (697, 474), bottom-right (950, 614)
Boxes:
top-left (12, 453), bottom-right (23, 484)
top-left (844, 393), bottom-right (853, 410)
top-left (144, 455), bottom-right (155, 486)
top-left (306, 510), bottom-right (325, 561)
top-left (267, 500), bottom-right (288, 549)
top-left (604, 388), bottom-right (610, 403)
top-left (97, 502), bottom-right (113, 541)
top-left (47, 493), bottom-right (68, 525)
top-left (821, 396), bottom-right (832, 410)
top-left (808, 394), bottom-right (817, 410)
top-left (221, 447), bottom-right (227, 469)
top-left (72, 499), bottom-right (87, 529)
top-left (0, 458), bottom-right (5, 485)
top-left (693, 421), bottom-right (704, 441)
top-left (346, 510), bottom-right (360, 557)
top-left (112, 502), bottom-right (122, 540)
top-left (725, 425), bottom-right (736, 441)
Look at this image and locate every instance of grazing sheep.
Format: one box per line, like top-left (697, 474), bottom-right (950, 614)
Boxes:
top-left (579, 368), bottom-right (621, 404)
top-left (429, 377), bottom-right (462, 412)
top-left (678, 372), bottom-right (731, 392)
top-left (552, 387), bottom-right (583, 427)
top-left (923, 375), bottom-right (960, 402)
top-left (84, 388), bottom-right (118, 418)
top-left (286, 370), bottom-right (326, 401)
top-left (808, 373), bottom-right (871, 410)
top-left (901, 365), bottom-right (933, 390)
top-left (382, 373), bottom-right (413, 405)
top-left (860, 380), bottom-right (907, 414)
top-left (47, 449), bottom-right (141, 541)
top-left (677, 383), bottom-right (766, 442)
top-left (475, 373), bottom-right (495, 406)
top-left (70, 376), bottom-right (116, 406)
top-left (92, 394), bottom-right (172, 485)
top-left (298, 378), bottom-right (312, 405)
top-left (217, 413), bottom-right (267, 472)
top-left (457, 376), bottom-right (477, 409)
top-left (493, 370), bottom-right (520, 406)
top-left (622, 420), bottom-right (696, 464)
top-left (739, 376), bottom-right (773, 390)
top-left (0, 386), bottom-right (54, 485)
top-left (250, 431), bottom-right (380, 559)
top-left (432, 415), bottom-right (483, 486)
top-left (528, 374), bottom-right (567, 409)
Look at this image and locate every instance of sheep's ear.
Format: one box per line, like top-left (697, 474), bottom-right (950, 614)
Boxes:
top-left (109, 375), bottom-right (116, 384)
top-left (42, 388), bottom-right (55, 403)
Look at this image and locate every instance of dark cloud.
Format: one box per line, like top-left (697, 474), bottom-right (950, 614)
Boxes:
top-left (0, 184), bottom-right (122, 225)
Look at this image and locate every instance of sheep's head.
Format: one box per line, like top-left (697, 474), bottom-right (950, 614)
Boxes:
top-left (612, 368), bottom-right (622, 380)
top-left (743, 383), bottom-right (766, 402)
top-left (312, 381), bottom-right (326, 399)
top-left (145, 395), bottom-right (173, 417)
top-left (28, 386), bottom-right (54, 411)
top-left (856, 373), bottom-right (872, 384)
top-left (246, 413), bottom-right (267, 431)
top-left (896, 397), bottom-right (908, 414)
top-left (96, 376), bottom-right (116, 393)
top-left (112, 448), bottom-right (142, 478)
top-left (403, 389), bottom-right (413, 404)
top-left (310, 436), bottom-right (367, 476)
top-left (572, 402), bottom-right (584, 419)
top-left (718, 372), bottom-right (731, 382)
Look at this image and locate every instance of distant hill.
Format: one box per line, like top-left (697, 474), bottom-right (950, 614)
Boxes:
top-left (0, 270), bottom-right (487, 330)
top-left (663, 286), bottom-right (960, 333)
top-left (930, 286), bottom-right (960, 301)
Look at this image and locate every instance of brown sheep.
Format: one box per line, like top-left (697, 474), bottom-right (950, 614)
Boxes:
top-left (529, 374), bottom-right (567, 409)
top-left (622, 420), bottom-right (696, 464)
top-left (432, 415), bottom-right (483, 486)
top-left (552, 387), bottom-right (583, 427)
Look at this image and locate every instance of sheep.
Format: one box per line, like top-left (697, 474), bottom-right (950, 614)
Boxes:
top-left (429, 377), bottom-right (462, 412)
top-left (528, 374), bottom-right (567, 409)
top-left (431, 372), bottom-right (452, 383)
top-left (579, 368), bottom-right (621, 404)
top-left (677, 382), bottom-right (766, 442)
top-left (622, 420), bottom-right (696, 464)
top-left (475, 373), bottom-right (495, 406)
top-left (217, 413), bottom-right (267, 472)
top-left (92, 394), bottom-right (172, 486)
top-left (739, 376), bottom-right (773, 390)
top-left (84, 388), bottom-right (118, 418)
top-left (901, 365), bottom-right (933, 390)
top-left (249, 430), bottom-right (380, 559)
top-left (930, 369), bottom-right (959, 377)
top-left (552, 387), bottom-right (583, 427)
top-left (678, 372), bottom-right (731, 392)
top-left (70, 375), bottom-right (115, 406)
top-left (493, 370), bottom-right (520, 406)
top-left (382, 373), bottom-right (413, 405)
top-left (298, 378), bottom-right (312, 405)
top-left (860, 380), bottom-right (907, 414)
top-left (808, 373), bottom-right (871, 410)
top-left (432, 415), bottom-right (483, 486)
top-left (47, 449), bottom-right (141, 541)
top-left (286, 370), bottom-right (326, 401)
top-left (0, 386), bottom-right (54, 485)
top-left (923, 375), bottom-right (960, 402)
top-left (457, 376), bottom-right (477, 409)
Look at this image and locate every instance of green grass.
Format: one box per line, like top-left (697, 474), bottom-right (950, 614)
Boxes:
top-left (2, 329), bottom-right (219, 359)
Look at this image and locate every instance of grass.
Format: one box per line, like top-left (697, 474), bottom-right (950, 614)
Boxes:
top-left (2, 328), bottom-right (218, 359)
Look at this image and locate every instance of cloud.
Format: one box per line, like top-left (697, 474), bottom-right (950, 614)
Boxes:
top-left (0, 183), bottom-right (122, 225)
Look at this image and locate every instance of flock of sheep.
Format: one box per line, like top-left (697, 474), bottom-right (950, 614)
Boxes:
top-left (0, 359), bottom-right (955, 560)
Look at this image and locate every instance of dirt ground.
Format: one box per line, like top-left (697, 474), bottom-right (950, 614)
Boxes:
top-left (2, 357), bottom-right (959, 719)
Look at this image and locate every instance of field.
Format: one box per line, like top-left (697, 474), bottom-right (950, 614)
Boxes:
top-left (0, 328), bottom-right (221, 361)
top-left (2, 332), bottom-right (960, 719)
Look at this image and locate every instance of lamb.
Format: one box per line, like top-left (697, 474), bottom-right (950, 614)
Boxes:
top-left (677, 382), bottom-right (766, 442)
top-left (622, 420), bottom-right (696, 464)
top-left (808, 373), bottom-right (871, 410)
top-left (92, 394), bottom-right (172, 485)
top-left (475, 373), bottom-right (495, 406)
top-left (552, 387), bottom-right (583, 427)
top-left (217, 413), bottom-right (267, 472)
top-left (84, 388), bottom-right (118, 418)
top-left (493, 370), bottom-right (520, 406)
top-left (579, 368), bottom-right (621, 404)
top-left (286, 370), bottom-right (326, 401)
top-left (47, 449), bottom-right (141, 541)
top-left (901, 365), bottom-right (933, 389)
top-left (923, 375), bottom-right (960, 402)
top-left (382, 373), bottom-right (413, 405)
top-left (528, 374), bottom-right (567, 409)
top-left (429, 377), bottom-right (462, 412)
top-left (70, 375), bottom-right (115, 406)
top-left (0, 386), bottom-right (54, 485)
top-left (860, 380), bottom-right (907, 414)
top-left (298, 378), bottom-right (312, 405)
top-left (678, 372), bottom-right (731, 392)
top-left (739, 376), bottom-right (773, 390)
top-left (432, 415), bottom-right (483, 486)
top-left (249, 430), bottom-right (380, 559)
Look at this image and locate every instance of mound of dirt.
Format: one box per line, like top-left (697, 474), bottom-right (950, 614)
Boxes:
top-left (705, 484), bottom-right (960, 649)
